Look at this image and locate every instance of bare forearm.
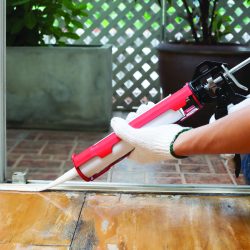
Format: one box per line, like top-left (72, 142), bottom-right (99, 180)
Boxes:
top-left (174, 106), bottom-right (250, 156)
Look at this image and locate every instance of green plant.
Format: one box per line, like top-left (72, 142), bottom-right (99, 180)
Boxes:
top-left (174, 0), bottom-right (232, 44)
top-left (143, 0), bottom-right (249, 45)
top-left (7, 0), bottom-right (88, 46)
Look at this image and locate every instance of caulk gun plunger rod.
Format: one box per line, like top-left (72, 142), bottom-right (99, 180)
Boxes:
top-left (214, 57), bottom-right (250, 84)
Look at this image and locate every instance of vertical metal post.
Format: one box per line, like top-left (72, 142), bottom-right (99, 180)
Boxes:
top-left (161, 0), bottom-right (166, 42)
top-left (0, 0), bottom-right (6, 182)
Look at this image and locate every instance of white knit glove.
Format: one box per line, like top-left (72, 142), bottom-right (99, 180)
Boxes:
top-left (125, 102), bottom-right (155, 123)
top-left (209, 95), bottom-right (250, 160)
top-left (111, 105), bottom-right (191, 163)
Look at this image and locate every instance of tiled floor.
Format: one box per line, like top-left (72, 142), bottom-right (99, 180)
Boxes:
top-left (7, 128), bottom-right (246, 185)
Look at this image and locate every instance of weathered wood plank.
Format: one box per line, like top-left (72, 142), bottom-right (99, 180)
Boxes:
top-left (0, 244), bottom-right (69, 250)
top-left (0, 191), bottom-right (85, 246)
top-left (73, 193), bottom-right (250, 250)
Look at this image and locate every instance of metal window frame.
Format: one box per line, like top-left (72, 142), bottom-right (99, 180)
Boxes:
top-left (1, 181), bottom-right (250, 194)
top-left (0, 0), bottom-right (6, 183)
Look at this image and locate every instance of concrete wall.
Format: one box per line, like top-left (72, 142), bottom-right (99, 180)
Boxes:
top-left (7, 45), bottom-right (112, 131)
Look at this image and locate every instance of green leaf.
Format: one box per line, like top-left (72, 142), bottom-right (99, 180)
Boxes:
top-left (57, 40), bottom-right (66, 46)
top-left (10, 19), bottom-right (24, 34)
top-left (63, 32), bottom-right (80, 40)
top-left (11, 0), bottom-right (31, 6)
top-left (55, 9), bottom-right (66, 18)
top-left (24, 12), bottom-right (37, 29)
top-left (78, 11), bottom-right (88, 17)
top-left (65, 25), bottom-right (74, 32)
top-left (62, 0), bottom-right (73, 10)
top-left (216, 16), bottom-right (223, 29)
top-left (61, 12), bottom-right (71, 24)
top-left (74, 3), bottom-right (87, 11)
top-left (221, 15), bottom-right (231, 23)
top-left (70, 20), bottom-right (83, 29)
top-left (50, 27), bottom-right (63, 37)
top-left (71, 9), bottom-right (88, 17)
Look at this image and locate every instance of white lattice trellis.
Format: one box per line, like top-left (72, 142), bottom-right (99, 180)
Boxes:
top-left (74, 0), bottom-right (162, 110)
top-left (71, 0), bottom-right (249, 110)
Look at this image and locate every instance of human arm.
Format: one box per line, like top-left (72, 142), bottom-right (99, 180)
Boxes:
top-left (174, 106), bottom-right (250, 156)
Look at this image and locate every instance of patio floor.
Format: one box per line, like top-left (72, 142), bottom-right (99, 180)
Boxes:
top-left (6, 127), bottom-right (246, 186)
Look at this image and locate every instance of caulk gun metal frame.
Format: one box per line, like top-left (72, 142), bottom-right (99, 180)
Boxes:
top-left (71, 57), bottom-right (250, 182)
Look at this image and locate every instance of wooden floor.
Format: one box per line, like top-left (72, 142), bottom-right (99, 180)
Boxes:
top-left (0, 191), bottom-right (250, 250)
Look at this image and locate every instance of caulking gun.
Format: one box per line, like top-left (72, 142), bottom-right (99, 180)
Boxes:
top-left (39, 57), bottom-right (250, 191)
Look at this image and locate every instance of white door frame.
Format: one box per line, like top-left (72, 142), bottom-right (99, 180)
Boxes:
top-left (0, 0), bottom-right (6, 182)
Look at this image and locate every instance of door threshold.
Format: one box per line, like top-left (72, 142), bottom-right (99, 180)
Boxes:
top-left (0, 180), bottom-right (250, 194)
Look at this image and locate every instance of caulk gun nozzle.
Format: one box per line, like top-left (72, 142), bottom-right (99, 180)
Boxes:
top-left (37, 167), bottom-right (78, 191)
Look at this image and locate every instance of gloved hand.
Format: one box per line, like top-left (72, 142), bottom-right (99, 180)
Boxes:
top-left (125, 102), bottom-right (155, 123)
top-left (111, 103), bottom-right (191, 163)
